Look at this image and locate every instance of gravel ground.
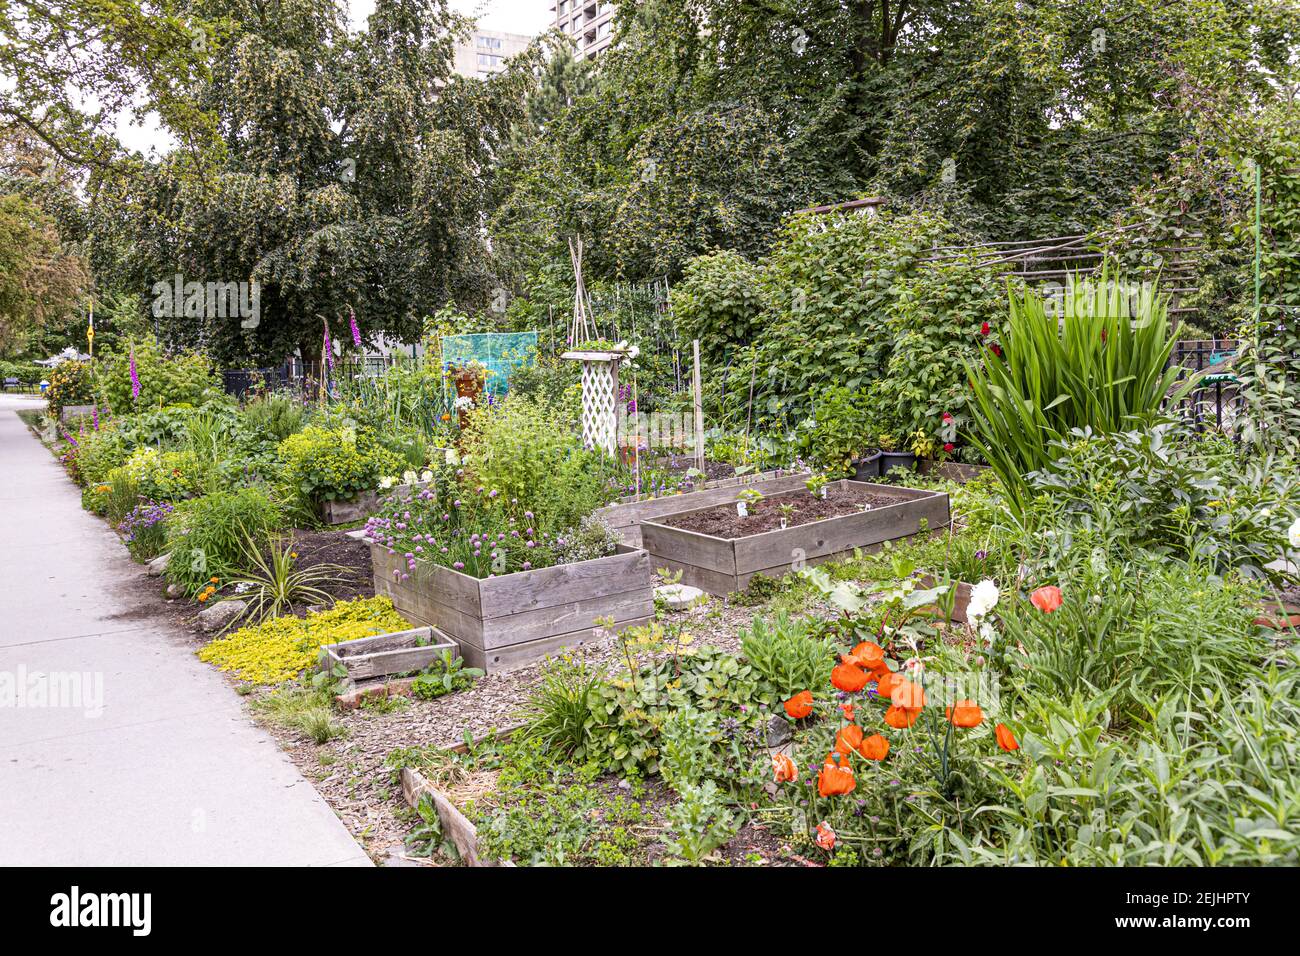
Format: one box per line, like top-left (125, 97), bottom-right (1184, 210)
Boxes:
top-left (257, 588), bottom-right (839, 865)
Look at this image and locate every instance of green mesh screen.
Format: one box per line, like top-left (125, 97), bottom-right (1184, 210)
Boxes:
top-left (440, 332), bottom-right (538, 397)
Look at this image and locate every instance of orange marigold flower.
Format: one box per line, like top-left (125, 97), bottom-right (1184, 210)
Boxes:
top-left (850, 641), bottom-right (885, 669)
top-left (818, 754), bottom-right (856, 797)
top-left (884, 704), bottom-right (919, 729)
top-left (840, 702), bottom-right (855, 722)
top-left (946, 699), bottom-right (984, 728)
top-left (784, 690), bottom-right (814, 719)
top-left (831, 657), bottom-right (869, 693)
top-left (815, 821), bottom-right (836, 851)
top-left (860, 734), bottom-right (890, 761)
top-left (197, 593), bottom-right (209, 602)
top-left (891, 678), bottom-right (927, 710)
top-left (1030, 585), bottom-right (1063, 613)
top-left (834, 724), bottom-right (864, 757)
top-left (772, 751), bottom-right (798, 783)
top-left (995, 723), bottom-right (1020, 751)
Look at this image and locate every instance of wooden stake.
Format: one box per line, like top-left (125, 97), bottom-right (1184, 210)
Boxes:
top-left (692, 339), bottom-right (705, 470)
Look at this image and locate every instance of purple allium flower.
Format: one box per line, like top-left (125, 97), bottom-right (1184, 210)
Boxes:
top-left (453, 561), bottom-right (464, 570)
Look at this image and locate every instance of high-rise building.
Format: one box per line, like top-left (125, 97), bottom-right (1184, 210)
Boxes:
top-left (451, 28), bottom-right (533, 79)
top-left (552, 1), bottom-right (616, 60)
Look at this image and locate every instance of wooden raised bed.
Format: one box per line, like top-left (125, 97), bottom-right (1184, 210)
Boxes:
top-left (596, 471), bottom-right (809, 547)
top-left (319, 625), bottom-right (457, 681)
top-left (371, 543), bottom-right (653, 673)
top-left (321, 468), bottom-right (445, 525)
top-left (640, 479), bottom-right (950, 597)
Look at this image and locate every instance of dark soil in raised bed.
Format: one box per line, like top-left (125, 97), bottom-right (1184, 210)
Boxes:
top-left (661, 486), bottom-right (909, 539)
top-left (645, 454), bottom-right (739, 483)
top-left (287, 528), bottom-right (374, 608)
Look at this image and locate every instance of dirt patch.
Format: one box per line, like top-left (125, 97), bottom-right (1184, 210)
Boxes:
top-left (285, 528), bottom-right (374, 610)
top-left (662, 486), bottom-right (908, 538)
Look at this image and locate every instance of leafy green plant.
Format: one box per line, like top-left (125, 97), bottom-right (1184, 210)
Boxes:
top-left (965, 267), bottom-right (1187, 516)
top-left (796, 385), bottom-right (872, 476)
top-left (739, 613), bottom-right (836, 700)
top-left (410, 651), bottom-right (484, 700)
top-left (661, 780), bottom-right (738, 865)
top-left (277, 424), bottom-right (401, 508)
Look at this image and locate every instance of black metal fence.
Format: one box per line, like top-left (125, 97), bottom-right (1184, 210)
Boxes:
top-left (1167, 338), bottom-right (1242, 432)
top-left (221, 356), bottom-right (407, 398)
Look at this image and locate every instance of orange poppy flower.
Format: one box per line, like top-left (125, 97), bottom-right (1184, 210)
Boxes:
top-left (1030, 585), bottom-right (1063, 613)
top-left (818, 754), bottom-right (856, 797)
top-left (784, 690), bottom-right (814, 719)
top-left (891, 679), bottom-right (927, 711)
top-left (831, 657), bottom-right (869, 693)
top-left (772, 751), bottom-right (798, 782)
top-left (840, 702), bottom-right (856, 722)
top-left (860, 734), bottom-right (890, 761)
top-left (834, 724), bottom-right (864, 757)
top-left (850, 641), bottom-right (885, 669)
top-left (874, 669), bottom-right (897, 699)
top-left (884, 705), bottom-right (919, 729)
top-left (815, 821), bottom-right (836, 850)
top-left (995, 723), bottom-right (1020, 751)
top-left (946, 699), bottom-right (984, 728)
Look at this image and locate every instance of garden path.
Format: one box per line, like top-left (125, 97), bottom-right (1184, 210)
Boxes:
top-left (0, 395), bottom-right (371, 866)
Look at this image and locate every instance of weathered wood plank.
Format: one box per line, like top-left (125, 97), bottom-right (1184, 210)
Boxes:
top-left (596, 472), bottom-right (811, 531)
top-left (640, 520), bottom-right (736, 572)
top-left (643, 554), bottom-right (743, 598)
top-left (459, 615), bottom-right (653, 673)
top-left (478, 590), bottom-right (653, 649)
top-left (733, 491), bottom-right (949, 574)
top-left (477, 546), bottom-right (649, 619)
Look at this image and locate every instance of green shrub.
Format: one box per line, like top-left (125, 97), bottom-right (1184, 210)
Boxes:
top-left (276, 424), bottom-right (400, 507)
top-left (462, 395), bottom-right (616, 529)
top-left (44, 360), bottom-right (94, 416)
top-left (165, 486), bottom-right (282, 593)
top-left (869, 254), bottom-right (1008, 453)
top-left (72, 425), bottom-right (129, 488)
top-left (98, 335), bottom-right (216, 412)
top-left (794, 385), bottom-right (873, 476)
top-left (670, 249), bottom-right (766, 367)
top-left (110, 446), bottom-right (204, 502)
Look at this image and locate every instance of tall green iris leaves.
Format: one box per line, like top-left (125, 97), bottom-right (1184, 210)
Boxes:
top-left (965, 268), bottom-right (1189, 517)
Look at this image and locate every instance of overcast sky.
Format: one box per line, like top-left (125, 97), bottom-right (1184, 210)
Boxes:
top-left (115, 0), bottom-right (553, 155)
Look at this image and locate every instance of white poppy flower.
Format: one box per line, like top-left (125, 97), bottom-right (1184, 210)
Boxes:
top-left (966, 578), bottom-right (1000, 623)
top-left (1289, 516), bottom-right (1300, 550)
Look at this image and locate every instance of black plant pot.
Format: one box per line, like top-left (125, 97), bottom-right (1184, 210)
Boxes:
top-left (880, 451), bottom-right (917, 475)
top-left (851, 451), bottom-right (883, 481)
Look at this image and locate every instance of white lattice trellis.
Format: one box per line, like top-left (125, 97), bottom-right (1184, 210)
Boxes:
top-left (563, 351), bottom-right (622, 455)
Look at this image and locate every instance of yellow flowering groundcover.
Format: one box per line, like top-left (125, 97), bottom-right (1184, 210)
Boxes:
top-left (198, 596), bottom-right (411, 685)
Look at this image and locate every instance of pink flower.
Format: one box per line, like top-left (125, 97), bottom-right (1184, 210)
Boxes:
top-left (129, 346), bottom-right (141, 400)
top-left (349, 306), bottom-right (362, 347)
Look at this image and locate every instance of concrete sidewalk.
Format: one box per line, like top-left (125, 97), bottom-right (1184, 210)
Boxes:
top-left (0, 396), bottom-right (370, 866)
